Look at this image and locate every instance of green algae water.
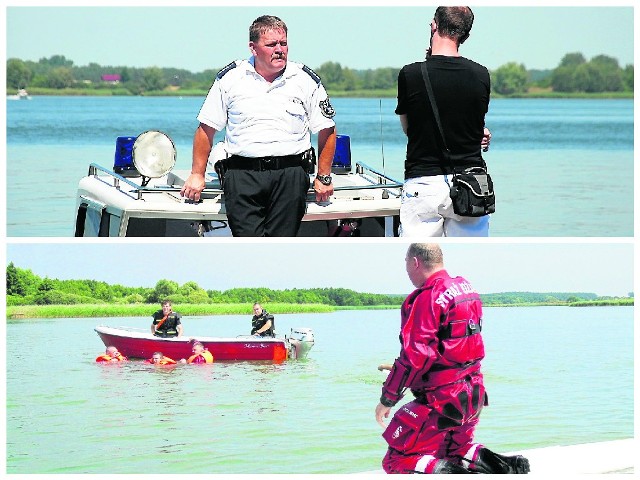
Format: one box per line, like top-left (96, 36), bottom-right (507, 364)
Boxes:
top-left (5, 307), bottom-right (633, 474)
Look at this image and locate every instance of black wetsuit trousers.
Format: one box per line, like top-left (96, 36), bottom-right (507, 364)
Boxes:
top-left (223, 166), bottom-right (310, 237)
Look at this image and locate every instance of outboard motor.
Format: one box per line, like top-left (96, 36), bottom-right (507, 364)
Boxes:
top-left (288, 328), bottom-right (315, 360)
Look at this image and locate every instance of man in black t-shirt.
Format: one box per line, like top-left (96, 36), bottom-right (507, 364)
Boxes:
top-left (396, 6), bottom-right (492, 237)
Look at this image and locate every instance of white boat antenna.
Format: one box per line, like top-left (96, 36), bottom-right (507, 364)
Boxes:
top-left (379, 98), bottom-right (386, 174)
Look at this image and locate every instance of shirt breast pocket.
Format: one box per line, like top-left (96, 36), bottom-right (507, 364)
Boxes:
top-left (285, 101), bottom-right (308, 134)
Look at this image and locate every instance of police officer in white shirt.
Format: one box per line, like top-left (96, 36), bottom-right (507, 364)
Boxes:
top-left (180, 15), bottom-right (337, 237)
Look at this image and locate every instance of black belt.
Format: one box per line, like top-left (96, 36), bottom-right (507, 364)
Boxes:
top-left (226, 154), bottom-right (304, 171)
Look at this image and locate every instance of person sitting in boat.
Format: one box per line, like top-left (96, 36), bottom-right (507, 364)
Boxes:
top-left (251, 302), bottom-right (275, 337)
top-left (151, 300), bottom-right (183, 338)
top-left (145, 352), bottom-right (177, 365)
top-left (96, 346), bottom-right (127, 362)
top-left (180, 341), bottom-right (214, 364)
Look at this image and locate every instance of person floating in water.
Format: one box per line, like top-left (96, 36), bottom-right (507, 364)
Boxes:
top-left (146, 352), bottom-right (177, 365)
top-left (180, 341), bottom-right (214, 364)
top-left (96, 346), bottom-right (127, 363)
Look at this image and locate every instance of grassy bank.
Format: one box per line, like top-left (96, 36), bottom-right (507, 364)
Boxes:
top-left (7, 298), bottom-right (632, 320)
top-left (22, 87), bottom-right (135, 96)
top-left (6, 303), bottom-right (335, 321)
top-left (569, 298), bottom-right (634, 307)
top-left (484, 299), bottom-right (634, 307)
top-left (492, 90), bottom-right (633, 99)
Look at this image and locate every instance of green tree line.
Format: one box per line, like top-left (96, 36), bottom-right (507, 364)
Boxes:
top-left (6, 51), bottom-right (633, 96)
top-left (6, 263), bottom-right (632, 310)
top-left (6, 263), bottom-right (405, 307)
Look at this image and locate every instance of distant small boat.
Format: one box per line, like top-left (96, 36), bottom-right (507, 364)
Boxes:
top-left (8, 89), bottom-right (31, 100)
top-left (95, 325), bottom-right (315, 362)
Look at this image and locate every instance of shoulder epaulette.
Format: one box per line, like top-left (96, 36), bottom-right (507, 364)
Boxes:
top-left (216, 61), bottom-right (237, 80)
top-left (302, 64), bottom-right (322, 85)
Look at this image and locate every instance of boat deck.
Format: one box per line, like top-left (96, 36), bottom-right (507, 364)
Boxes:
top-left (355, 438), bottom-right (636, 474)
top-left (75, 162), bottom-right (402, 236)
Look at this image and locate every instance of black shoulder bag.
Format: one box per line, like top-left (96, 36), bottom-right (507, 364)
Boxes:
top-left (420, 62), bottom-right (495, 217)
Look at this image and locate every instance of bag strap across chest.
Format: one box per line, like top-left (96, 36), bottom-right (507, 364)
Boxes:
top-left (419, 61), bottom-right (487, 174)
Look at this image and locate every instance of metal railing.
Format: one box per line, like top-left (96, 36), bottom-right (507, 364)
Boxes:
top-left (87, 162), bottom-right (403, 201)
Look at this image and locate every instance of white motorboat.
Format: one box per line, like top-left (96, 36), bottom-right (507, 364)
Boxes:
top-left (74, 131), bottom-right (402, 237)
top-left (8, 89), bottom-right (31, 100)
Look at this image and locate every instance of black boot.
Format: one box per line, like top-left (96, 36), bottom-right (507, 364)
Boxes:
top-left (431, 459), bottom-right (475, 474)
top-left (472, 447), bottom-right (530, 474)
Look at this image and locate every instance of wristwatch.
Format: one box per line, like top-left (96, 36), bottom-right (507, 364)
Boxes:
top-left (316, 174), bottom-right (333, 186)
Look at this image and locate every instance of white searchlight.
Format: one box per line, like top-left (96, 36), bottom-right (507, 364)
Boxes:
top-left (132, 130), bottom-right (176, 185)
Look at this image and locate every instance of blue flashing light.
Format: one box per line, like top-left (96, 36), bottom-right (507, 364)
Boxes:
top-left (114, 136), bottom-right (137, 175)
top-left (332, 135), bottom-right (352, 174)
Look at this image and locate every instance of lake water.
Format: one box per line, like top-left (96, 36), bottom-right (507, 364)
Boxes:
top-left (5, 96), bottom-right (634, 237)
top-left (6, 307), bottom-right (633, 474)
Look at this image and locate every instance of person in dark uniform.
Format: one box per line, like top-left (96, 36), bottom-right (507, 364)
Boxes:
top-left (151, 300), bottom-right (183, 338)
top-left (250, 303), bottom-right (275, 337)
top-left (180, 15), bottom-right (337, 237)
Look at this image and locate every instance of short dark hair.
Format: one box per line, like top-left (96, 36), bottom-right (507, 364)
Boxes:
top-left (250, 15), bottom-right (288, 42)
top-left (434, 6), bottom-right (474, 45)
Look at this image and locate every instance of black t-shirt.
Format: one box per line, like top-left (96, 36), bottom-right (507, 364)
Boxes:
top-left (395, 56), bottom-right (490, 178)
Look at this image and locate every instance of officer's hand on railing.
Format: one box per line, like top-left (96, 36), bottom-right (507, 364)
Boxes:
top-left (180, 173), bottom-right (206, 202)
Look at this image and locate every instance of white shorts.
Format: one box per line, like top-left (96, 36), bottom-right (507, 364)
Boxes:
top-left (399, 176), bottom-right (490, 237)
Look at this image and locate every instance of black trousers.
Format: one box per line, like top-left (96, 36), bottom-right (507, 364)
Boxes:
top-left (223, 166), bottom-right (310, 237)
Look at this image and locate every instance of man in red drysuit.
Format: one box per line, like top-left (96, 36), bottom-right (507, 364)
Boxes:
top-left (375, 243), bottom-right (530, 474)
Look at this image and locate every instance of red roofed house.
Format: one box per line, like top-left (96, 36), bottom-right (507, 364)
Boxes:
top-left (101, 74), bottom-right (121, 84)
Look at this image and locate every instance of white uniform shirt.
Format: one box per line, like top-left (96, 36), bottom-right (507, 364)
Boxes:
top-left (197, 58), bottom-right (336, 158)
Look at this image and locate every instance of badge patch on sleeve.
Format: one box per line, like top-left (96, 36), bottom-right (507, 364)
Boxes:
top-left (320, 98), bottom-right (336, 118)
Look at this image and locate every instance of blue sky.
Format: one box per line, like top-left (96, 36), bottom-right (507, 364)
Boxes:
top-left (5, 241), bottom-right (634, 297)
top-left (5, 3), bottom-right (635, 72)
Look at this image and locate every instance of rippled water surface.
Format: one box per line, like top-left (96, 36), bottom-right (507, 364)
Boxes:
top-left (6, 96), bottom-right (633, 236)
top-left (6, 307), bottom-right (633, 474)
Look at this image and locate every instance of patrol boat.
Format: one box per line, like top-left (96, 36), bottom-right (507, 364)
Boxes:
top-left (74, 131), bottom-right (402, 237)
top-left (95, 325), bottom-right (315, 362)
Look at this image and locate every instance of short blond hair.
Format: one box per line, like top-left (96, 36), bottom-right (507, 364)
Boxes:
top-left (407, 243), bottom-right (444, 269)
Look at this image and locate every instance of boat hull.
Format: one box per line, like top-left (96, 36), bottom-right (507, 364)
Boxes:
top-left (94, 325), bottom-right (311, 362)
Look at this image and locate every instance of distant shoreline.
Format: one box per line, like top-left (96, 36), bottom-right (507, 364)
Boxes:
top-left (6, 299), bottom-right (633, 320)
top-left (8, 87), bottom-right (634, 100)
